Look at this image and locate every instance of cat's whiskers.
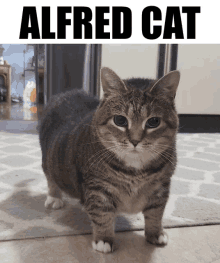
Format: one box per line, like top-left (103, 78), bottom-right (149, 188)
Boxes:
top-left (158, 150), bottom-right (176, 160)
top-left (149, 147), bottom-right (175, 167)
top-left (149, 145), bottom-right (173, 161)
top-left (115, 145), bottom-right (148, 170)
top-left (112, 146), bottom-right (139, 183)
top-left (154, 144), bottom-right (177, 151)
top-left (85, 145), bottom-right (119, 173)
top-left (105, 144), bottom-right (132, 169)
top-left (156, 151), bottom-right (176, 164)
top-left (86, 151), bottom-right (113, 174)
top-left (147, 147), bottom-right (163, 163)
top-left (101, 147), bottom-right (127, 189)
top-left (135, 144), bottom-right (149, 151)
top-left (92, 146), bottom-right (126, 182)
top-left (96, 147), bottom-right (124, 178)
top-left (85, 145), bottom-right (116, 168)
top-left (146, 144), bottom-right (177, 160)
top-left (114, 146), bottom-right (150, 182)
top-left (152, 144), bottom-right (174, 156)
top-left (152, 143), bottom-right (176, 152)
top-left (152, 145), bottom-right (177, 160)
top-left (94, 149), bottom-right (115, 171)
top-left (106, 141), bottom-right (129, 148)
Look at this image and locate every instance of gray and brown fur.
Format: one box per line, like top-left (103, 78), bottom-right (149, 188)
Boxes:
top-left (39, 67), bottom-right (180, 252)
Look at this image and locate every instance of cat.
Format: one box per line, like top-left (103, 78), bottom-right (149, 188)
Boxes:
top-left (39, 67), bottom-right (180, 253)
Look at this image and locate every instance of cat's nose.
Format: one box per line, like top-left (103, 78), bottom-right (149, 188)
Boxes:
top-left (130, 140), bottom-right (140, 147)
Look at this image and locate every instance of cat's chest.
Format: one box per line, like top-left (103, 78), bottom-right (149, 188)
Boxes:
top-left (117, 190), bottom-right (146, 214)
top-left (116, 181), bottom-right (161, 214)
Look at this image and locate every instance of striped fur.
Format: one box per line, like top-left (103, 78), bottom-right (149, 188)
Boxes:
top-left (39, 67), bottom-right (180, 252)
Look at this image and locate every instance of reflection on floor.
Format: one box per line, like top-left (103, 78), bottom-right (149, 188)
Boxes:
top-left (0, 102), bottom-right (44, 121)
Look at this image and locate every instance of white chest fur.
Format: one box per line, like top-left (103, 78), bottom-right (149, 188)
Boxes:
top-left (116, 150), bottom-right (155, 170)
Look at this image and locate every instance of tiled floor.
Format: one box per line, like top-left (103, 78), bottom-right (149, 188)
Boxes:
top-left (0, 225), bottom-right (220, 263)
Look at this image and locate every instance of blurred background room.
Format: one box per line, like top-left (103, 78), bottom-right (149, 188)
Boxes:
top-left (0, 44), bottom-right (220, 133)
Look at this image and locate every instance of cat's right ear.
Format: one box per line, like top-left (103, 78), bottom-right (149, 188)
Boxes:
top-left (101, 67), bottom-right (128, 97)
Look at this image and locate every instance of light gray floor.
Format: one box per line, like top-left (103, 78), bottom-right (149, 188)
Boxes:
top-left (0, 225), bottom-right (220, 263)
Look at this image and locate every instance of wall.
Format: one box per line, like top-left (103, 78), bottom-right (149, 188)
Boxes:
top-left (101, 44), bottom-right (159, 98)
top-left (176, 44), bottom-right (220, 114)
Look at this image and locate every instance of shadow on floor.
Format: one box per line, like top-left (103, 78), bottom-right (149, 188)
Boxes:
top-left (0, 179), bottom-right (136, 242)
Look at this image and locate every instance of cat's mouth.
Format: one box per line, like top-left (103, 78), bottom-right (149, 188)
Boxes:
top-left (130, 148), bottom-right (139, 153)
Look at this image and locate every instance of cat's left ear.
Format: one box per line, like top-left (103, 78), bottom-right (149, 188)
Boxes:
top-left (150, 70), bottom-right (180, 99)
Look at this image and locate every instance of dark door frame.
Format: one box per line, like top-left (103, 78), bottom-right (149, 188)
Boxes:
top-left (157, 44), bottom-right (178, 78)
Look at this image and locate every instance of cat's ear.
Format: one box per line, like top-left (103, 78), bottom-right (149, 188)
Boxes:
top-left (150, 70), bottom-right (180, 99)
top-left (101, 67), bottom-right (128, 97)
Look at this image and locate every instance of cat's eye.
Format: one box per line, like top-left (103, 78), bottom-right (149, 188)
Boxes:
top-left (114, 115), bottom-right (128, 127)
top-left (146, 117), bottom-right (160, 128)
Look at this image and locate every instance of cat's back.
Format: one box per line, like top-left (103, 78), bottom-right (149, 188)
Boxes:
top-left (38, 89), bottom-right (99, 152)
top-left (40, 89), bottom-right (99, 126)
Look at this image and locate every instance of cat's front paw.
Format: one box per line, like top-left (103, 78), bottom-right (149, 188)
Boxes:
top-left (44, 196), bottom-right (64, 209)
top-left (92, 240), bottom-right (113, 253)
top-left (146, 231), bottom-right (168, 246)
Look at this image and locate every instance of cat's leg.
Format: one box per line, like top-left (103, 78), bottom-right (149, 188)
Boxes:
top-left (44, 176), bottom-right (64, 209)
top-left (143, 202), bottom-right (168, 246)
top-left (91, 217), bottom-right (115, 253)
top-left (84, 194), bottom-right (115, 253)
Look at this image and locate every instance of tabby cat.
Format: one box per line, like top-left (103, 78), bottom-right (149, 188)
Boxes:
top-left (39, 67), bottom-right (180, 253)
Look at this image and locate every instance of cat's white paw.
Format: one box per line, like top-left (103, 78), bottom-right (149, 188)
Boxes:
top-left (157, 233), bottom-right (168, 245)
top-left (45, 196), bottom-right (64, 209)
top-left (92, 240), bottom-right (112, 253)
top-left (146, 232), bottom-right (168, 246)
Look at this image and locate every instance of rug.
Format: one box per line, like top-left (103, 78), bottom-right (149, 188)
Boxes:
top-left (0, 131), bottom-right (220, 241)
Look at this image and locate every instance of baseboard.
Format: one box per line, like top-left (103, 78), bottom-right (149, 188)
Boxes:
top-left (0, 116), bottom-right (219, 134)
top-left (178, 114), bottom-right (220, 133)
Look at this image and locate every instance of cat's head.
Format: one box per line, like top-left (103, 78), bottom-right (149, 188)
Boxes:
top-left (94, 67), bottom-right (180, 170)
